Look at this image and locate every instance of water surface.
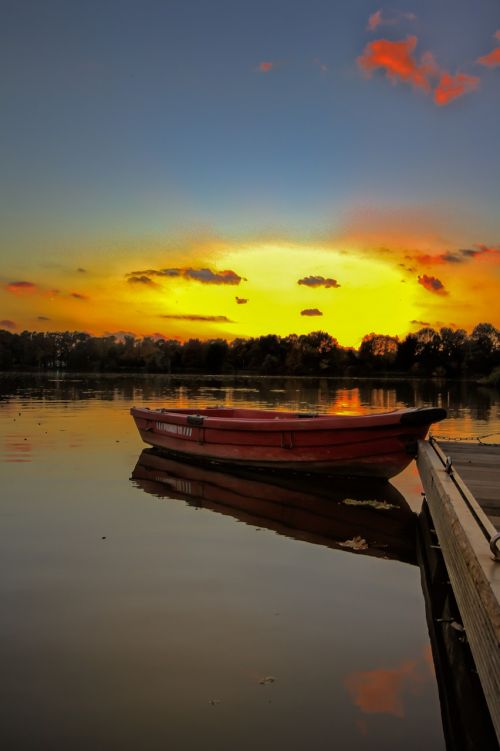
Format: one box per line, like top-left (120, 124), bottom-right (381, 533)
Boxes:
top-left (2, 374), bottom-right (498, 750)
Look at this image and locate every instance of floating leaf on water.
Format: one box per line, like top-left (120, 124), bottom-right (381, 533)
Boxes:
top-left (259, 676), bottom-right (276, 685)
top-left (342, 498), bottom-right (398, 511)
top-left (338, 536), bottom-right (368, 551)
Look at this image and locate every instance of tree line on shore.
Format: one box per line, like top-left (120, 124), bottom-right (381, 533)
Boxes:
top-left (0, 324), bottom-right (499, 378)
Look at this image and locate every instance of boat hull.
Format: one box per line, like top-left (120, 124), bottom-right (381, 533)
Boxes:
top-left (130, 406), bottom-right (446, 479)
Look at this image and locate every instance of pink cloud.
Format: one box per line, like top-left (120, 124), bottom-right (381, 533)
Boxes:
top-left (258, 62), bottom-right (273, 73)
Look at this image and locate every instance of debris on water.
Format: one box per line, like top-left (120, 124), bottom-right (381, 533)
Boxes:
top-left (339, 536), bottom-right (368, 551)
top-left (101, 536), bottom-right (107, 540)
top-left (342, 498), bottom-right (398, 511)
top-left (209, 699), bottom-right (221, 706)
top-left (259, 676), bottom-right (276, 685)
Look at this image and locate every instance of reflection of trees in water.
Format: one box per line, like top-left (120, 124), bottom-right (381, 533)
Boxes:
top-left (0, 375), bottom-right (497, 429)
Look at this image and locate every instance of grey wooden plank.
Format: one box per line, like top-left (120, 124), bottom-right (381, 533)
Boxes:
top-left (417, 440), bottom-right (500, 744)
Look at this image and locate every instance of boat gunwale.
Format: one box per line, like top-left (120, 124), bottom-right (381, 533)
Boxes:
top-left (130, 406), bottom-right (445, 433)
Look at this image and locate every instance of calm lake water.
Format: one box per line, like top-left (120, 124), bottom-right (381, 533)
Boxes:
top-left (1, 373), bottom-right (499, 751)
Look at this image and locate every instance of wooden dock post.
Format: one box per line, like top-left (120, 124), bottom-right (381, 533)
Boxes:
top-left (417, 439), bottom-right (500, 744)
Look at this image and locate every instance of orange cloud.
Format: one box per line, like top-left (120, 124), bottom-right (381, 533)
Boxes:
top-left (0, 319), bottom-right (16, 329)
top-left (6, 280), bottom-right (37, 294)
top-left (258, 62), bottom-right (273, 73)
top-left (418, 274), bottom-right (448, 295)
top-left (477, 31), bottom-right (500, 67)
top-left (477, 48), bottom-right (500, 67)
top-left (298, 275), bottom-right (341, 288)
top-left (300, 308), bottom-right (323, 316)
top-left (357, 36), bottom-right (436, 92)
top-left (71, 292), bottom-right (89, 300)
top-left (407, 245), bottom-right (500, 266)
top-left (434, 72), bottom-right (480, 105)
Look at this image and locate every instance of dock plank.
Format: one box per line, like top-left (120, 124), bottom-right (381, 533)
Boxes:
top-left (417, 439), bottom-right (500, 745)
top-left (435, 441), bottom-right (500, 527)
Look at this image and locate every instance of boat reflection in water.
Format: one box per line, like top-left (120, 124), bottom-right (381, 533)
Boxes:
top-left (131, 448), bottom-right (417, 565)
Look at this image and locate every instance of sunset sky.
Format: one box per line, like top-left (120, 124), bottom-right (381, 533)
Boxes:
top-left (1, 0), bottom-right (499, 347)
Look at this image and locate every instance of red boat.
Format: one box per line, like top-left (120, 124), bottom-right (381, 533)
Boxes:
top-left (130, 405), bottom-right (446, 479)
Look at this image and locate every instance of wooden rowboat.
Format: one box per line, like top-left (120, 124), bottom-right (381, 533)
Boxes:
top-left (130, 405), bottom-right (446, 479)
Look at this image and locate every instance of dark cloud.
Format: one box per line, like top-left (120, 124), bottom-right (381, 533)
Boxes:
top-left (0, 319), bottom-right (16, 329)
top-left (235, 297), bottom-right (248, 304)
top-left (407, 245), bottom-right (500, 267)
top-left (160, 314), bottom-right (235, 322)
top-left (71, 292), bottom-right (89, 300)
top-left (298, 275), bottom-right (340, 288)
top-left (300, 308), bottom-right (323, 316)
top-left (128, 267), bottom-right (244, 285)
top-left (37, 316), bottom-right (51, 321)
top-left (410, 319), bottom-right (430, 326)
top-left (77, 268), bottom-right (87, 273)
top-left (417, 275), bottom-right (448, 295)
top-left (127, 275), bottom-right (158, 286)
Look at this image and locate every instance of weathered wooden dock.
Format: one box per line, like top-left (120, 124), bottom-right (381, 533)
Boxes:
top-left (417, 438), bottom-right (500, 745)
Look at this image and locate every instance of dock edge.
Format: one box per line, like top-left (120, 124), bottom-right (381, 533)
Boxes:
top-left (417, 438), bottom-right (500, 744)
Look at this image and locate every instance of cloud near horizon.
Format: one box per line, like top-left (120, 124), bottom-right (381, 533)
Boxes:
top-left (0, 319), bottom-right (16, 329)
top-left (127, 267), bottom-right (244, 285)
top-left (6, 280), bottom-right (37, 294)
top-left (235, 297), bottom-right (248, 304)
top-left (298, 275), bottom-right (341, 288)
top-left (418, 274), bottom-right (448, 295)
top-left (300, 308), bottom-right (323, 316)
top-left (406, 244), bottom-right (500, 266)
top-left (160, 314), bottom-right (235, 322)
top-left (127, 274), bottom-right (159, 286)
